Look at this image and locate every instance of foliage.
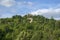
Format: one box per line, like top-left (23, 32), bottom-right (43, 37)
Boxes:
top-left (0, 14), bottom-right (60, 40)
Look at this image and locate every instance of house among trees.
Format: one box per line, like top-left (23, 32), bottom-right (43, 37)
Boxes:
top-left (27, 18), bottom-right (33, 23)
top-left (27, 14), bottom-right (33, 23)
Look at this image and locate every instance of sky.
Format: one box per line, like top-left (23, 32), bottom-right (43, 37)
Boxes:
top-left (0, 0), bottom-right (60, 20)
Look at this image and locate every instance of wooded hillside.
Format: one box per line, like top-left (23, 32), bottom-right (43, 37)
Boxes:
top-left (0, 14), bottom-right (60, 40)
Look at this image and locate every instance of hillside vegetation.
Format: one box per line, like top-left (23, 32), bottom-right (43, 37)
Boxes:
top-left (0, 14), bottom-right (60, 40)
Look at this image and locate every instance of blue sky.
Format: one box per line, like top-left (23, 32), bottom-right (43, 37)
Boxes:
top-left (0, 0), bottom-right (60, 20)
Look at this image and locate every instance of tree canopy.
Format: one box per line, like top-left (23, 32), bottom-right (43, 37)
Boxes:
top-left (0, 14), bottom-right (60, 40)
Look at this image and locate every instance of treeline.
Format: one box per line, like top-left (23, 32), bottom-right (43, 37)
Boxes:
top-left (0, 14), bottom-right (60, 40)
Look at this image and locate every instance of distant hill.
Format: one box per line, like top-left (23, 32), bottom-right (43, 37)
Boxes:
top-left (0, 14), bottom-right (60, 40)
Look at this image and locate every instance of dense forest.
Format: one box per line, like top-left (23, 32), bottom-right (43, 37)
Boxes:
top-left (0, 14), bottom-right (60, 40)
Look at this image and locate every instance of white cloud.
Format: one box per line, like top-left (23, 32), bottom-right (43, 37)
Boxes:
top-left (54, 18), bottom-right (60, 20)
top-left (0, 0), bottom-right (34, 7)
top-left (17, 1), bottom-right (33, 7)
top-left (27, 2), bottom-right (33, 6)
top-left (31, 9), bottom-right (49, 15)
top-left (31, 8), bottom-right (60, 19)
top-left (31, 8), bottom-right (60, 15)
top-left (0, 0), bottom-right (15, 7)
